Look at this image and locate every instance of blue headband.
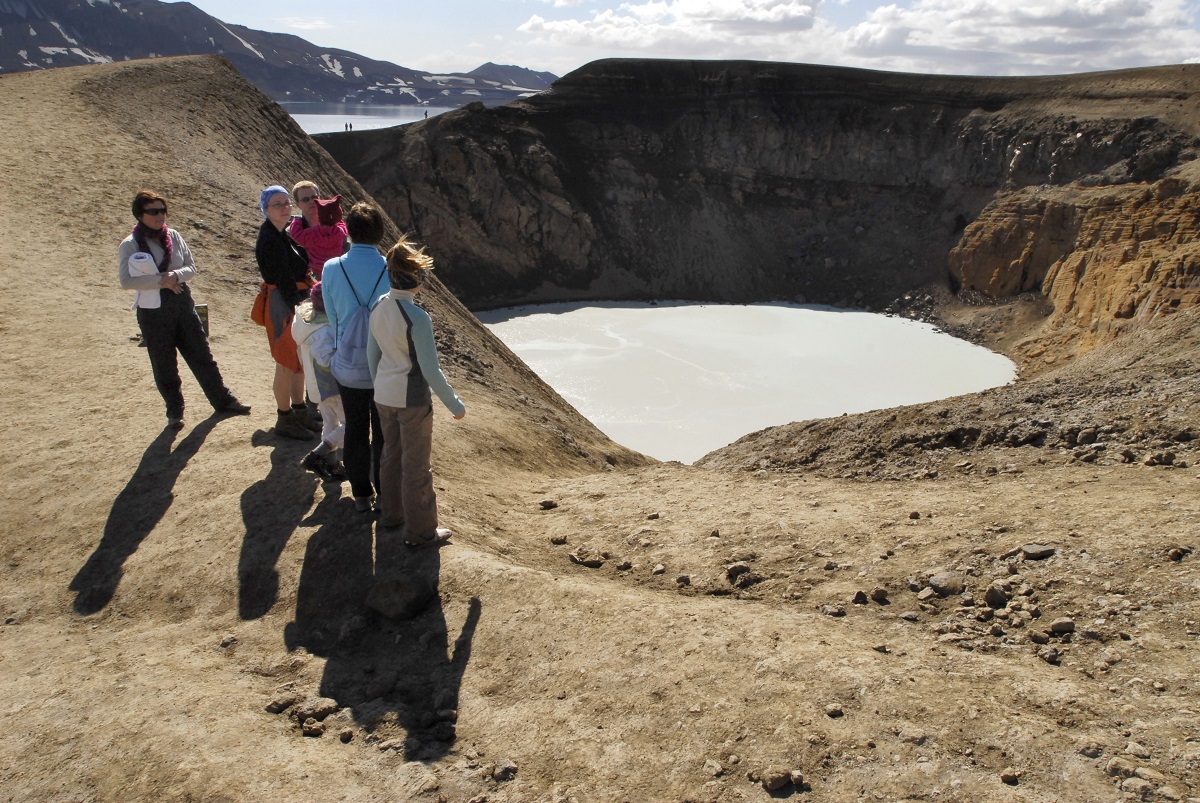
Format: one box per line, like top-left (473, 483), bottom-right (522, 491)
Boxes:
top-left (259, 185), bottom-right (289, 219)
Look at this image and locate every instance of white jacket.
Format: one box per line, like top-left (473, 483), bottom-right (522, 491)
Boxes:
top-left (292, 301), bottom-right (339, 401)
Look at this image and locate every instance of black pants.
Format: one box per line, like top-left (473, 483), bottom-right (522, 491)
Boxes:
top-left (137, 287), bottom-right (233, 418)
top-left (337, 383), bottom-right (383, 499)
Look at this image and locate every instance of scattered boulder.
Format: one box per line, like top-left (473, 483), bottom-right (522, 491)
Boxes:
top-left (1049, 618), bottom-right (1076, 634)
top-left (929, 573), bottom-right (964, 596)
top-left (1021, 544), bottom-right (1056, 560)
top-left (1125, 742), bottom-right (1152, 759)
top-left (293, 697), bottom-right (339, 722)
top-left (999, 767), bottom-right (1020, 785)
top-left (569, 546), bottom-right (606, 568)
top-left (852, 590), bottom-right (869, 605)
top-left (870, 587), bottom-right (889, 603)
top-left (265, 693), bottom-right (300, 715)
top-left (1120, 777), bottom-right (1154, 797)
top-left (984, 583), bottom-right (1009, 608)
top-left (820, 604), bottom-right (846, 617)
top-left (1105, 757), bottom-right (1137, 777)
top-left (550, 534), bottom-right (568, 545)
top-left (825, 703), bottom-right (844, 718)
top-left (539, 499), bottom-right (558, 510)
top-left (1037, 646), bottom-right (1061, 664)
top-left (761, 768), bottom-right (791, 791)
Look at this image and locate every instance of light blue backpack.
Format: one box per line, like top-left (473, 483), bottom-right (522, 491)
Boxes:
top-left (330, 258), bottom-right (385, 389)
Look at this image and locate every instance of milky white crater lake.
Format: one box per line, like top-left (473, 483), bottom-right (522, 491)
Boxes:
top-left (475, 302), bottom-right (1016, 464)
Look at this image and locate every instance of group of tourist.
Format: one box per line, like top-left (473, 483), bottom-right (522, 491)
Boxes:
top-left (117, 185), bottom-right (465, 546)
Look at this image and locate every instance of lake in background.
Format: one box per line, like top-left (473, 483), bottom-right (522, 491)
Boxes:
top-left (281, 102), bottom-right (456, 134)
top-left (477, 302), bottom-right (1017, 464)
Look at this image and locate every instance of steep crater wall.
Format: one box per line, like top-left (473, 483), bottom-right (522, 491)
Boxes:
top-left (317, 59), bottom-right (1200, 357)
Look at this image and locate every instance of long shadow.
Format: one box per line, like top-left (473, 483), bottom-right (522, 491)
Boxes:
top-left (285, 512), bottom-right (481, 761)
top-left (70, 418), bottom-right (217, 615)
top-left (237, 429), bottom-right (318, 620)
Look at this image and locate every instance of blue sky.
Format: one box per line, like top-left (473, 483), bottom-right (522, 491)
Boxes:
top-left (176, 0), bottom-right (1200, 78)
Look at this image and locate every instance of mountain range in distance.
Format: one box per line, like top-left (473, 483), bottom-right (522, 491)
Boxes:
top-left (0, 0), bottom-right (558, 107)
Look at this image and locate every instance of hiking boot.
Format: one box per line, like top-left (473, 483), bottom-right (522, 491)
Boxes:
top-left (274, 410), bottom-right (315, 441)
top-left (216, 398), bottom-right (252, 416)
top-left (292, 406), bottom-right (322, 433)
top-left (354, 495), bottom-right (376, 513)
top-left (166, 415), bottom-right (185, 430)
top-left (301, 450), bottom-right (333, 480)
top-left (306, 400), bottom-right (322, 425)
top-left (323, 455), bottom-right (347, 480)
top-left (405, 528), bottom-right (452, 548)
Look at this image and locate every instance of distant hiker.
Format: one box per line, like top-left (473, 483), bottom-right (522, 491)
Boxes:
top-left (117, 189), bottom-right (251, 430)
top-left (288, 180), bottom-right (348, 281)
top-left (255, 185), bottom-right (317, 440)
top-left (423, 110), bottom-right (428, 119)
top-left (320, 202), bottom-right (389, 512)
top-left (367, 235), bottom-right (465, 547)
top-left (292, 281), bottom-right (347, 481)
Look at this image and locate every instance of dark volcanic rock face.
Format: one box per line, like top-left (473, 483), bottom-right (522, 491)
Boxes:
top-left (318, 59), bottom-right (1200, 313)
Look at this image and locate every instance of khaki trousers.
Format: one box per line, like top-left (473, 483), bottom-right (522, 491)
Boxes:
top-left (376, 402), bottom-right (437, 537)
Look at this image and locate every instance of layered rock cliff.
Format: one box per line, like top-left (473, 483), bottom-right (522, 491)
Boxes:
top-left (318, 59), bottom-right (1200, 366)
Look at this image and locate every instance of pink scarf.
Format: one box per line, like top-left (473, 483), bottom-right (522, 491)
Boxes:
top-left (133, 222), bottom-right (173, 272)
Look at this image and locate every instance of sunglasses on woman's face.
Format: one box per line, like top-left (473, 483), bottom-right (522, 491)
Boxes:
top-left (143, 207), bottom-right (167, 215)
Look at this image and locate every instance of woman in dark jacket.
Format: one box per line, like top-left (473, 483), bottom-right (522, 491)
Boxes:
top-left (255, 185), bottom-right (316, 440)
top-left (118, 189), bottom-right (250, 429)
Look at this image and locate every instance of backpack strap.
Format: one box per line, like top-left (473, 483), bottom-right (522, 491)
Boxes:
top-left (338, 258), bottom-right (362, 306)
top-left (339, 256), bottom-right (387, 308)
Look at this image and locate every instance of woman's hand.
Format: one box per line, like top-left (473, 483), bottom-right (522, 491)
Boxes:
top-left (160, 271), bottom-right (184, 294)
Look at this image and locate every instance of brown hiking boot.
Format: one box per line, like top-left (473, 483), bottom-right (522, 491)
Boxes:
top-left (274, 410), bottom-right (315, 441)
top-left (292, 405), bottom-right (322, 433)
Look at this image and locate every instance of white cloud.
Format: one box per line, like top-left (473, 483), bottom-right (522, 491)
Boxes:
top-left (278, 17), bottom-right (333, 32)
top-left (518, 0), bottom-right (1200, 76)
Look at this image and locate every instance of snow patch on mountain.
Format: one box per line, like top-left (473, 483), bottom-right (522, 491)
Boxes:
top-left (218, 21), bottom-right (263, 60)
top-left (320, 53), bottom-right (343, 78)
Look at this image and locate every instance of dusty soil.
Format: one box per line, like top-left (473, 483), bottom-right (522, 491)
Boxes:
top-left (2, 57), bottom-right (1199, 803)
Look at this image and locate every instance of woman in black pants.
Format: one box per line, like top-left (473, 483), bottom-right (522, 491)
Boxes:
top-left (118, 189), bottom-right (250, 429)
top-left (319, 203), bottom-right (388, 512)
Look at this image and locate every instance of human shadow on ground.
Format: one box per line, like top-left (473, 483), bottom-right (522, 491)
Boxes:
top-left (284, 509), bottom-right (481, 761)
top-left (237, 429), bottom-right (318, 620)
top-left (70, 418), bottom-right (217, 615)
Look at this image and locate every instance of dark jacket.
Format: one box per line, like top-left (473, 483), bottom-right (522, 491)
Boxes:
top-left (255, 220), bottom-right (311, 309)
